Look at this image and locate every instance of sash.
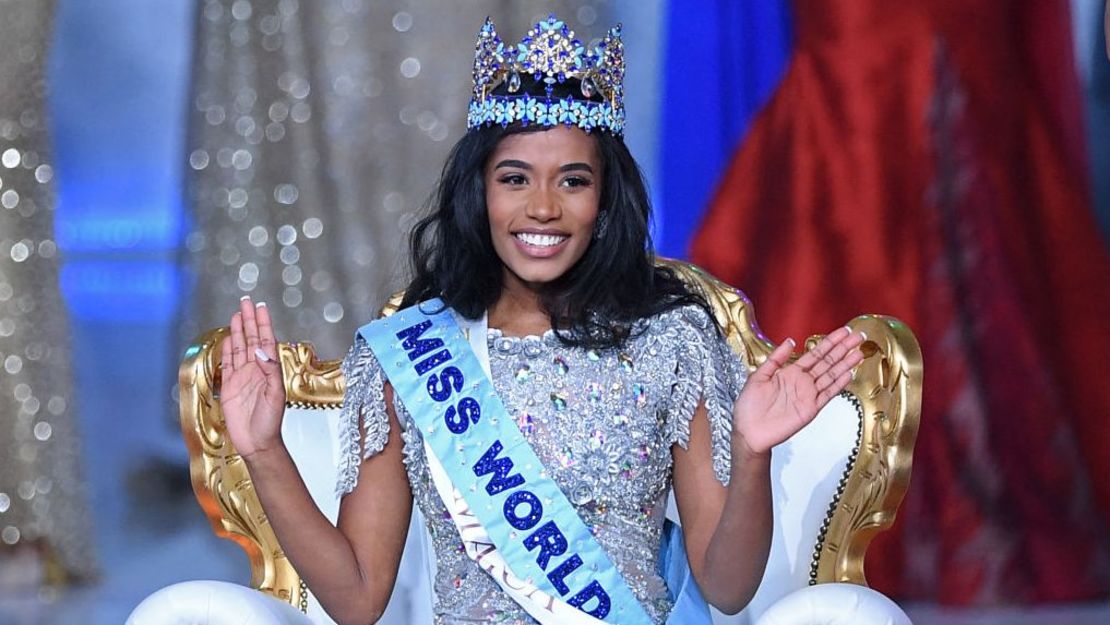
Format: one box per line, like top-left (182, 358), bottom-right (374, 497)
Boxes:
top-left (360, 299), bottom-right (711, 625)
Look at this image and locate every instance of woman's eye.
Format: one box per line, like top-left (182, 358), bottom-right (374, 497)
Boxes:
top-left (562, 176), bottom-right (592, 188)
top-left (499, 174), bottom-right (528, 186)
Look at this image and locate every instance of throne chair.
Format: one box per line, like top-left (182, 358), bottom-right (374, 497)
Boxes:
top-left (128, 259), bottom-right (920, 625)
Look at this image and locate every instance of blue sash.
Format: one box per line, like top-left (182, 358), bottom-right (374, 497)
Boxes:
top-left (360, 299), bottom-right (710, 625)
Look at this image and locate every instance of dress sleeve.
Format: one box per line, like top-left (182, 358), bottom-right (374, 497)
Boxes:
top-left (665, 305), bottom-right (749, 486)
top-left (335, 334), bottom-right (391, 497)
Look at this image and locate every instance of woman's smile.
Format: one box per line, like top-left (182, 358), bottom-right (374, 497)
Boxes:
top-left (512, 228), bottom-right (571, 257)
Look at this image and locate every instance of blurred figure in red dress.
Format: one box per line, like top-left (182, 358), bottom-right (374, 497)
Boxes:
top-left (693, 0), bottom-right (1110, 604)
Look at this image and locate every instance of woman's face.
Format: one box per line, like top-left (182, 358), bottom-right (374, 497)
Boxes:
top-left (484, 125), bottom-right (602, 289)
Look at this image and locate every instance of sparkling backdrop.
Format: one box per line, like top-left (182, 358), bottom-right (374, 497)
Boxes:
top-left (0, 0), bottom-right (96, 581)
top-left (182, 0), bottom-right (615, 360)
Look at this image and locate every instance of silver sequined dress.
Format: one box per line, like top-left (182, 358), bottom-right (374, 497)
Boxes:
top-left (336, 305), bottom-right (747, 624)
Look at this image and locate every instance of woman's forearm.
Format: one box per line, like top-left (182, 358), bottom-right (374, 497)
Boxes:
top-left (698, 442), bottom-right (773, 614)
top-left (244, 445), bottom-right (385, 625)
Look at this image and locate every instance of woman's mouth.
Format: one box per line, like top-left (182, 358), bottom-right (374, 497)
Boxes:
top-left (513, 231), bottom-right (570, 257)
top-left (515, 232), bottom-right (568, 247)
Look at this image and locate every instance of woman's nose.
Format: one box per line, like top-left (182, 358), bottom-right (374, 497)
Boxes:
top-left (525, 187), bottom-right (561, 221)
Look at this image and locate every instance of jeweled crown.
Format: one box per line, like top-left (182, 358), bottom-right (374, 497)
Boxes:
top-left (467, 15), bottom-right (626, 135)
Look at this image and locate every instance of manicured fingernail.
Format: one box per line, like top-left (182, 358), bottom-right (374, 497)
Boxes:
top-left (240, 295), bottom-right (250, 301)
top-left (844, 325), bottom-right (853, 334)
top-left (786, 337), bottom-right (796, 347)
top-left (860, 331), bottom-right (868, 341)
top-left (255, 301), bottom-right (267, 308)
top-left (254, 348), bottom-right (271, 362)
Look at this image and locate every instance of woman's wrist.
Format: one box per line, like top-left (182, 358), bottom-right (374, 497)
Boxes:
top-left (730, 433), bottom-right (772, 483)
top-left (731, 431), bottom-right (772, 462)
top-left (241, 440), bottom-right (289, 468)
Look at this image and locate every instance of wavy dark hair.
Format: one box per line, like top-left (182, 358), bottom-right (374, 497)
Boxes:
top-left (401, 85), bottom-right (709, 349)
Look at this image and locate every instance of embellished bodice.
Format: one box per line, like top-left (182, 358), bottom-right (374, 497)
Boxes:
top-left (337, 305), bottom-right (746, 624)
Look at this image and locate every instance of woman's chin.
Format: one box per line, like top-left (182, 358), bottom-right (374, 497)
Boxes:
top-left (504, 263), bottom-right (573, 288)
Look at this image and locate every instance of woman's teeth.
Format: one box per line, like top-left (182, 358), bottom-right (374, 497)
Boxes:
top-left (515, 233), bottom-right (567, 247)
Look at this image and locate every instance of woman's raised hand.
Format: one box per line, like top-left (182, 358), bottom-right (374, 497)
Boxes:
top-left (731, 326), bottom-right (866, 456)
top-left (220, 296), bottom-right (286, 460)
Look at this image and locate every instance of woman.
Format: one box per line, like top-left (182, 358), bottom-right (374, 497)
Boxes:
top-left (217, 16), bottom-right (864, 625)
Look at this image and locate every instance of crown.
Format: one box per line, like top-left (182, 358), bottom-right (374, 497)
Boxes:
top-left (467, 15), bottom-right (626, 135)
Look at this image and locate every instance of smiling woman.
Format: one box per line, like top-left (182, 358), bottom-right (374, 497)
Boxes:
top-left (210, 14), bottom-right (867, 625)
top-left (399, 95), bottom-right (707, 349)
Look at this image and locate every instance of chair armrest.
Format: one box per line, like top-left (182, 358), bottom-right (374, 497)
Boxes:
top-left (127, 580), bottom-right (317, 625)
top-left (752, 583), bottom-right (912, 625)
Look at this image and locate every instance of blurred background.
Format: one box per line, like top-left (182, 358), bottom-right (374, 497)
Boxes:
top-left (1, 0), bottom-right (1108, 623)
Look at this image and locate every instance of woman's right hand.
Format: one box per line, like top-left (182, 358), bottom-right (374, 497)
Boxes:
top-left (220, 296), bottom-right (286, 460)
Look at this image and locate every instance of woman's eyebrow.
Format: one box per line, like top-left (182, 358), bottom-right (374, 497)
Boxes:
top-left (559, 162), bottom-right (594, 173)
top-left (494, 159), bottom-right (531, 170)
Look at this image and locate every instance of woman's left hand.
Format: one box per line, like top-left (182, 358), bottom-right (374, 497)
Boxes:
top-left (732, 326), bottom-right (866, 456)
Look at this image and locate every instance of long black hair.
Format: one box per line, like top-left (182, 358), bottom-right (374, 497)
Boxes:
top-left (401, 85), bottom-right (709, 349)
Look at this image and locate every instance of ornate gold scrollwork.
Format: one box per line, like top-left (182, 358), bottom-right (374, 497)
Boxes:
top-left (179, 328), bottom-right (343, 610)
top-left (280, 341), bottom-right (345, 408)
top-left (813, 316), bottom-right (921, 585)
top-left (180, 260), bottom-right (920, 609)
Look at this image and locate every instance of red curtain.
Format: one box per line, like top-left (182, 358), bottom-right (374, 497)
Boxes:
top-left (691, 0), bottom-right (1110, 603)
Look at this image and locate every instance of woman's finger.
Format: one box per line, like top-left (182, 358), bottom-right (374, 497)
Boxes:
top-left (229, 311), bottom-right (247, 369)
top-left (220, 335), bottom-right (233, 384)
top-left (240, 296), bottom-right (259, 363)
top-left (814, 347), bottom-right (865, 394)
top-left (255, 301), bottom-right (277, 358)
top-left (807, 330), bottom-right (864, 380)
top-left (251, 302), bottom-right (283, 381)
top-left (752, 338), bottom-right (795, 382)
top-left (817, 369), bottom-right (854, 405)
top-left (794, 326), bottom-right (852, 371)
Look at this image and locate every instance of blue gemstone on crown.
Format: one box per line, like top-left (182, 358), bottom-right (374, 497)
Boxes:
top-left (467, 14), bottom-right (626, 135)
